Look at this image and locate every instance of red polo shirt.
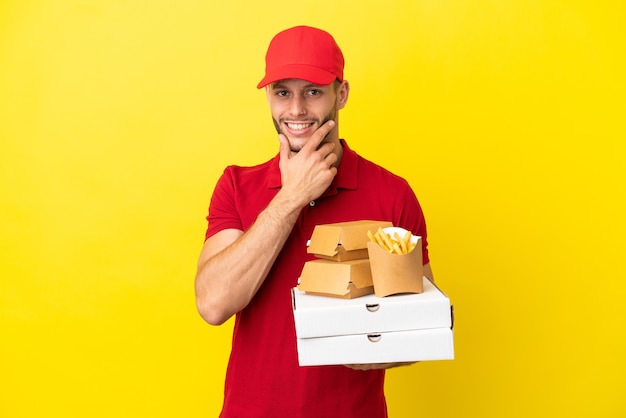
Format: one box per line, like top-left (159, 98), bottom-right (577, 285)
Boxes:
top-left (205, 140), bottom-right (429, 418)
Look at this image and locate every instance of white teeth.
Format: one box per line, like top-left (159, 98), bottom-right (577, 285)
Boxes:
top-left (287, 123), bottom-right (311, 131)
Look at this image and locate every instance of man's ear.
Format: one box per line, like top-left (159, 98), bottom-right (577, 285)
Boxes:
top-left (336, 80), bottom-right (350, 110)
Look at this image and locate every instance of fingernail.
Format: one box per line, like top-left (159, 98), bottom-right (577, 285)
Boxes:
top-left (328, 120), bottom-right (335, 127)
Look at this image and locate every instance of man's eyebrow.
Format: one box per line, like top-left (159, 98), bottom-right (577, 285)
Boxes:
top-left (271, 82), bottom-right (324, 90)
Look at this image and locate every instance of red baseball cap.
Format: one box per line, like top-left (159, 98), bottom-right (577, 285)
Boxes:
top-left (257, 26), bottom-right (344, 89)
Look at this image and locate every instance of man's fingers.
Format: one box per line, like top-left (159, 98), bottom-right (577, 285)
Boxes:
top-left (302, 120), bottom-right (335, 152)
top-left (278, 134), bottom-right (291, 160)
top-left (324, 145), bottom-right (338, 166)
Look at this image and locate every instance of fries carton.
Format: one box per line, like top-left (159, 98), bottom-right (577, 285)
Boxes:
top-left (298, 259), bottom-right (374, 299)
top-left (367, 226), bottom-right (424, 297)
top-left (307, 220), bottom-right (393, 261)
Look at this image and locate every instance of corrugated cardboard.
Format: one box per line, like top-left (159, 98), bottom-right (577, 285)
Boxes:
top-left (298, 259), bottom-right (373, 299)
top-left (307, 220), bottom-right (393, 261)
top-left (296, 328), bottom-right (454, 366)
top-left (292, 276), bottom-right (451, 339)
top-left (367, 227), bottom-right (424, 297)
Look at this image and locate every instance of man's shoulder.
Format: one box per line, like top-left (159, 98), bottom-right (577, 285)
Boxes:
top-left (354, 151), bottom-right (409, 184)
top-left (216, 155), bottom-right (281, 192)
top-left (224, 156), bottom-right (277, 176)
top-left (342, 140), bottom-right (408, 185)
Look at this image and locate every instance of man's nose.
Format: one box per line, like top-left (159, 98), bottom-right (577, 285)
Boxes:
top-left (289, 96), bottom-right (306, 116)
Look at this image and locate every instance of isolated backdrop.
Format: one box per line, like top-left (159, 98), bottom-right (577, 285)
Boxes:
top-left (1, 1), bottom-right (624, 417)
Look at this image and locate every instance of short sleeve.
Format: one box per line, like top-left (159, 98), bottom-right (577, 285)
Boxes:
top-left (204, 167), bottom-right (244, 241)
top-left (395, 182), bottom-right (430, 265)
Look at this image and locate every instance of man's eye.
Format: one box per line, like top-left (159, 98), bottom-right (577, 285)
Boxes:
top-left (275, 91), bottom-right (288, 97)
top-left (307, 89), bottom-right (321, 96)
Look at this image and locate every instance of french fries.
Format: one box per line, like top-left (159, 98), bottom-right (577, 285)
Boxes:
top-left (367, 227), bottom-right (417, 254)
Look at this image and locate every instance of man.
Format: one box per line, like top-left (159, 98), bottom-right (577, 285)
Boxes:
top-left (195, 25), bottom-right (433, 417)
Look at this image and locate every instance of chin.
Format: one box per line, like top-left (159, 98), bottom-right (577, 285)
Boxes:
top-left (289, 142), bottom-right (305, 153)
top-left (285, 136), bottom-right (308, 153)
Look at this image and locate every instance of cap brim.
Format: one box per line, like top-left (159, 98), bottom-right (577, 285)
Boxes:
top-left (257, 64), bottom-right (338, 89)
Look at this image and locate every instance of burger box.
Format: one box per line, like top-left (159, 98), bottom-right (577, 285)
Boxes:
top-left (298, 258), bottom-right (374, 299)
top-left (292, 277), bottom-right (454, 366)
top-left (307, 220), bottom-right (393, 261)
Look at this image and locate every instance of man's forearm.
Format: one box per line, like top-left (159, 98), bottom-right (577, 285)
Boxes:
top-left (195, 191), bottom-right (303, 325)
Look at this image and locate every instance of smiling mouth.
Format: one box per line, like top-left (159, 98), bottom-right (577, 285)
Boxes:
top-left (285, 121), bottom-right (315, 131)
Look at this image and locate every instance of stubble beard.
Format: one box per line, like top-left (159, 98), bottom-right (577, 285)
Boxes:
top-left (272, 108), bottom-right (337, 153)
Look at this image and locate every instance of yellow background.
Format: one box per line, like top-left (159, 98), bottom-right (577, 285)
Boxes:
top-left (1, 1), bottom-right (624, 417)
